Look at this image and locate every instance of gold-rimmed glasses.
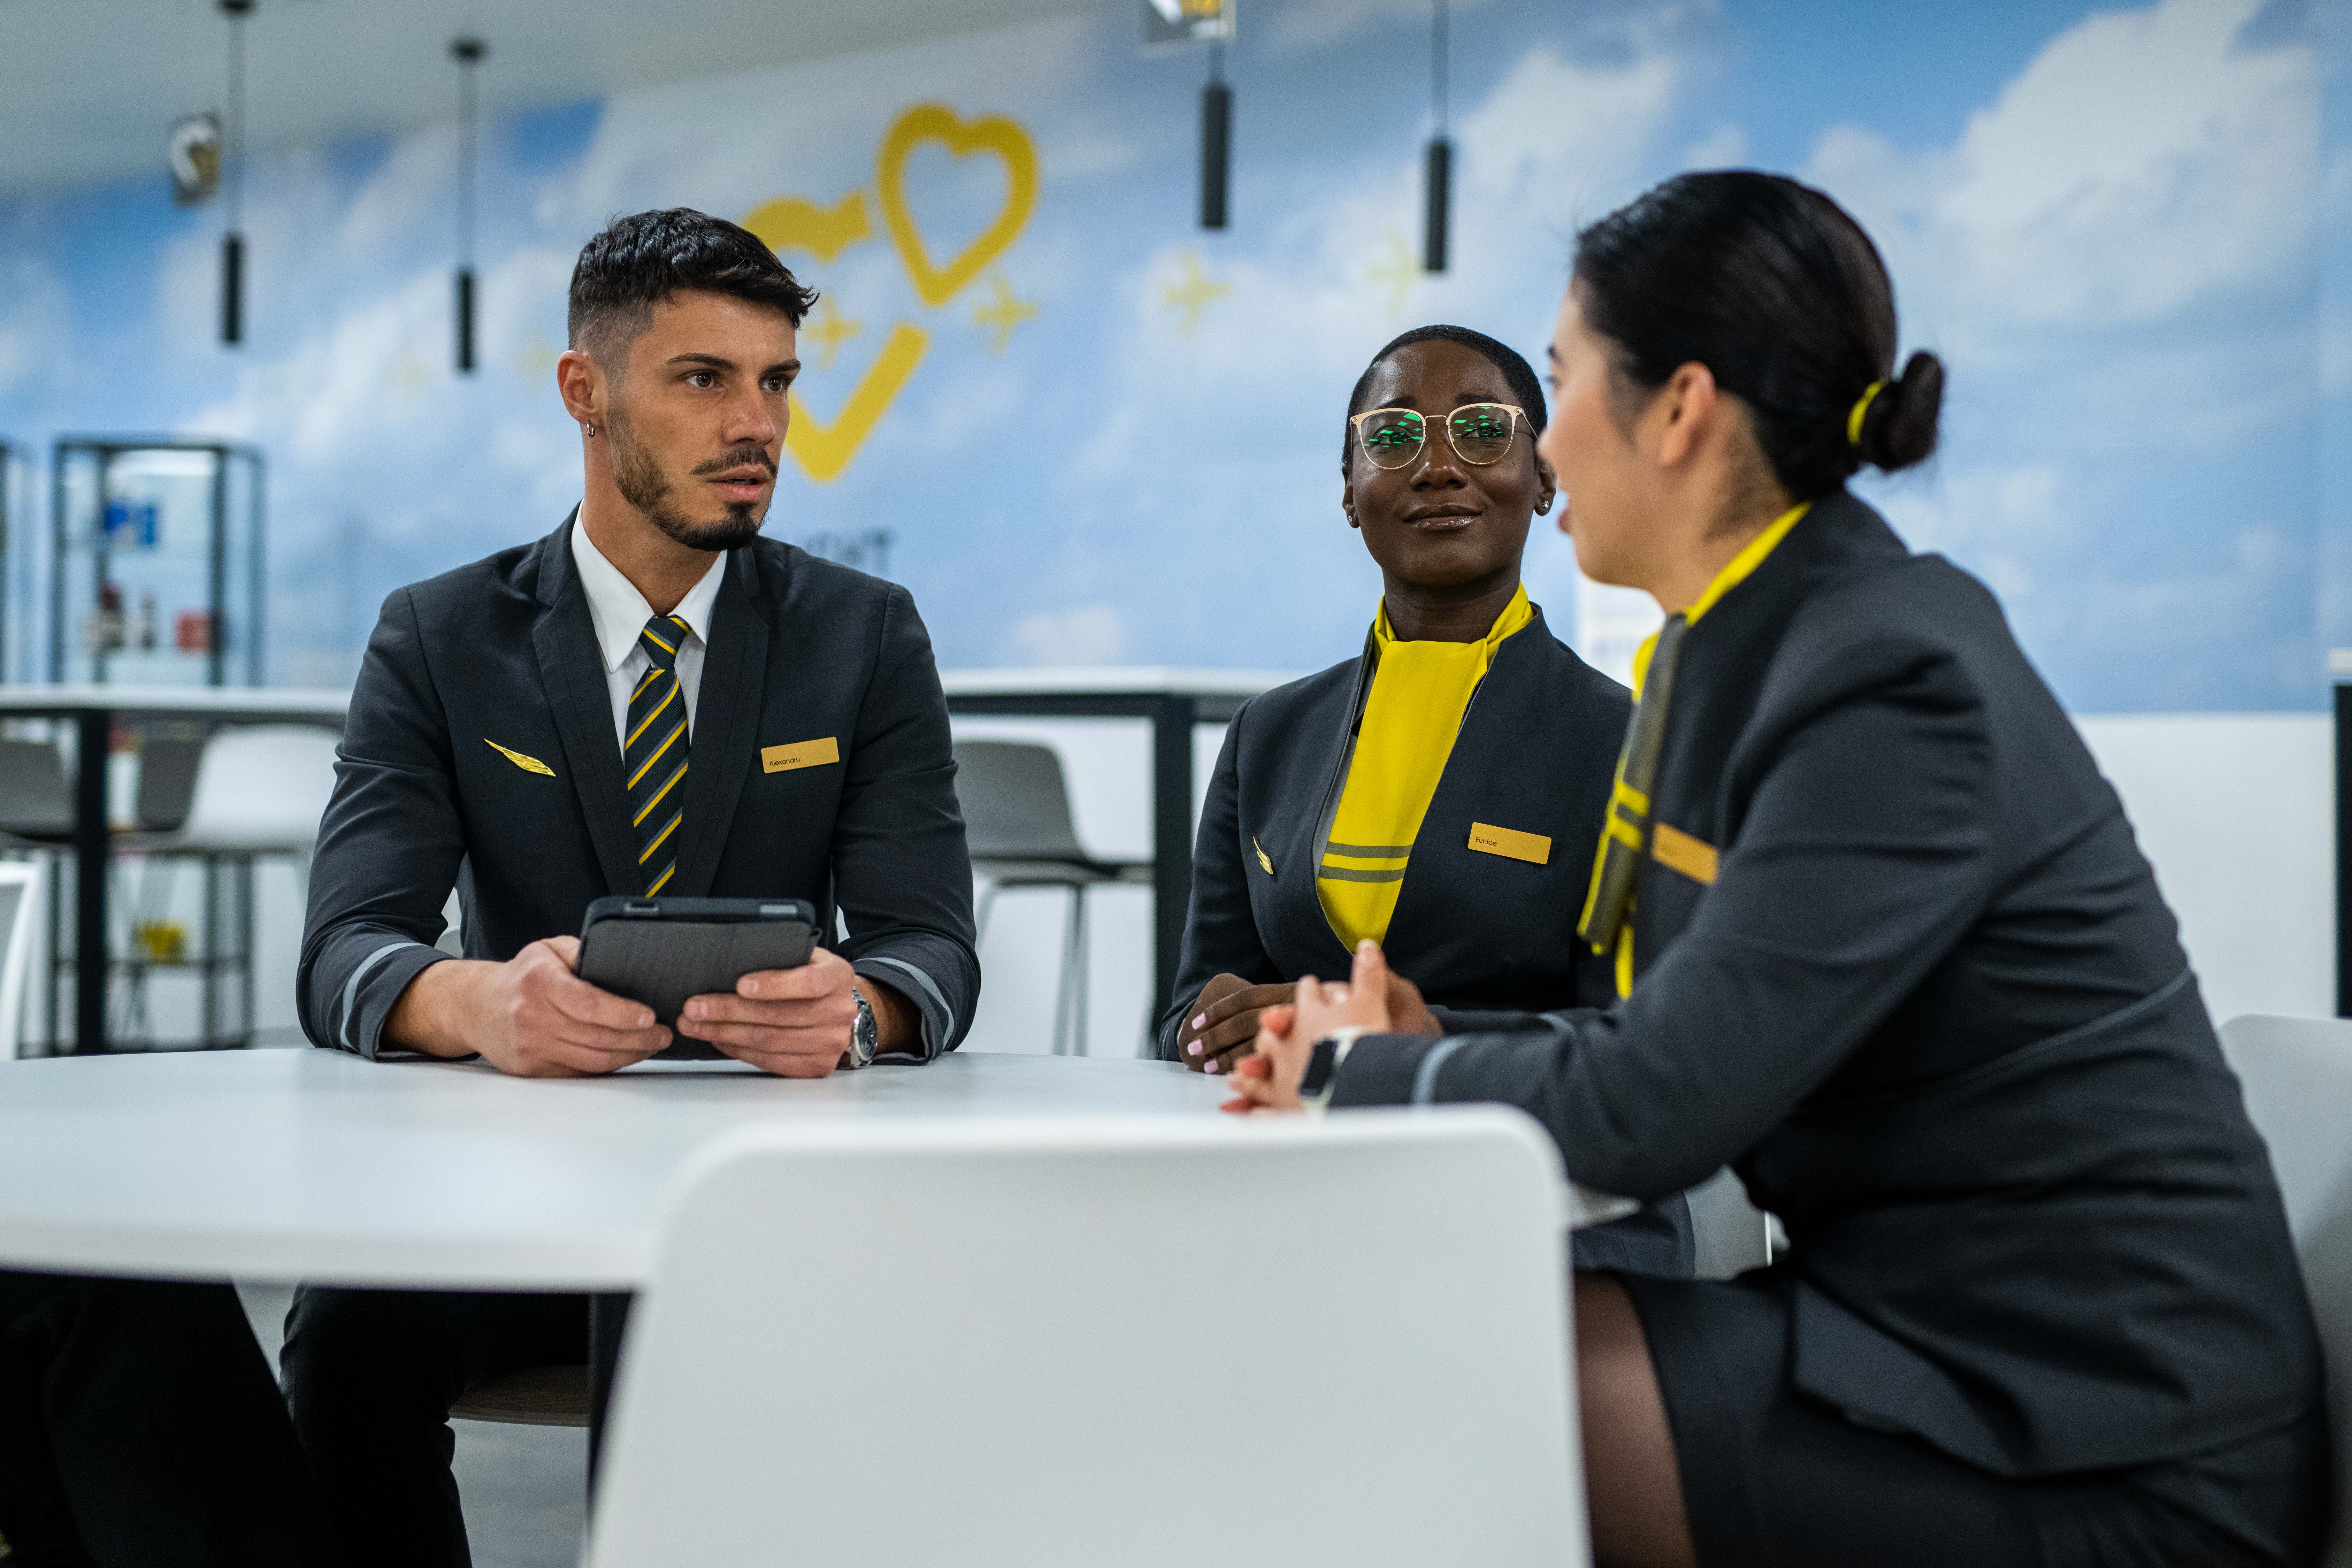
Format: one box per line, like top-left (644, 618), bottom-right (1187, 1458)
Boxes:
top-left (1349, 402), bottom-right (1528, 470)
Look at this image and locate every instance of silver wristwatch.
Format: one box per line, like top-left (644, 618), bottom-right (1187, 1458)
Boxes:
top-left (844, 983), bottom-right (878, 1069)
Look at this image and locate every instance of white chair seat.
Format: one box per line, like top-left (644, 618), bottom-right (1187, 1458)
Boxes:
top-left (451, 1364), bottom-right (590, 1428)
top-left (122, 724), bottom-right (339, 858)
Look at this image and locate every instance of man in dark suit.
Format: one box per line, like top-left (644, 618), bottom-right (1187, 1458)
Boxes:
top-left (285, 208), bottom-right (978, 1567)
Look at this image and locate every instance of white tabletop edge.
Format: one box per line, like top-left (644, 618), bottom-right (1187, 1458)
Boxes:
top-left (0, 683), bottom-right (350, 717)
top-left (939, 666), bottom-right (1298, 699)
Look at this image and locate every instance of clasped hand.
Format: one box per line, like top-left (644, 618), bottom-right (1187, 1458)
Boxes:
top-left (391, 936), bottom-right (863, 1079)
top-left (1219, 941), bottom-right (1433, 1113)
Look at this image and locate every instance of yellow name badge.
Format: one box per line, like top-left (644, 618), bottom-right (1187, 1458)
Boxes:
top-left (1651, 822), bottom-right (1719, 885)
top-left (1468, 822), bottom-right (1551, 866)
top-left (761, 736), bottom-right (841, 774)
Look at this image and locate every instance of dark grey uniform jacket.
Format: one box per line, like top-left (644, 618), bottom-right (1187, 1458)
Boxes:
top-left (1161, 608), bottom-right (1693, 1277)
top-left (297, 515), bottom-right (978, 1061)
top-left (1331, 491), bottom-right (2322, 1478)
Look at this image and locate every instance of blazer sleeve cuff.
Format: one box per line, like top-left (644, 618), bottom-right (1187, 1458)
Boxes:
top-left (1326, 1031), bottom-right (1450, 1107)
top-left (854, 954), bottom-right (955, 1062)
top-left (1426, 1005), bottom-right (1561, 1036)
top-left (312, 940), bottom-right (445, 1060)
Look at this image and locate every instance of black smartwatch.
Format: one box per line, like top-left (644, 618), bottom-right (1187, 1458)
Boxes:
top-left (1300, 1027), bottom-right (1370, 1107)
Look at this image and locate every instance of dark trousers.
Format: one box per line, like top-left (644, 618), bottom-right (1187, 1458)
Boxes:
top-left (0, 1269), bottom-right (338, 1568)
top-left (280, 1286), bottom-right (592, 1568)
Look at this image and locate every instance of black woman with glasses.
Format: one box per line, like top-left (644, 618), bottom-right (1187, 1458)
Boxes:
top-left (1227, 174), bottom-right (2325, 1568)
top-left (1159, 323), bottom-right (1692, 1277)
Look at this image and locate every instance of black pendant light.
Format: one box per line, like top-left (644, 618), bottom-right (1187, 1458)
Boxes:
top-left (1201, 39), bottom-right (1230, 230)
top-left (1424, 0), bottom-right (1450, 274)
top-left (219, 0), bottom-right (252, 345)
top-left (452, 37), bottom-right (486, 374)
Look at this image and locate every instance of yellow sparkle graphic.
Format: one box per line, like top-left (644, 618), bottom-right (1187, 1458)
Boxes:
top-left (1159, 252), bottom-right (1230, 337)
top-left (512, 328), bottom-right (560, 382)
top-left (1367, 231), bottom-right (1417, 316)
top-left (388, 348), bottom-right (434, 392)
top-left (800, 296), bottom-right (866, 372)
top-left (970, 271), bottom-right (1039, 354)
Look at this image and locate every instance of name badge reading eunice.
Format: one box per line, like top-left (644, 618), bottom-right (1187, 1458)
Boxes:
top-left (1468, 822), bottom-right (1551, 865)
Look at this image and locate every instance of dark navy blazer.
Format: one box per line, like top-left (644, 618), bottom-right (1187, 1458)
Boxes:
top-left (1333, 493), bottom-right (2322, 1476)
top-left (298, 515), bottom-right (978, 1061)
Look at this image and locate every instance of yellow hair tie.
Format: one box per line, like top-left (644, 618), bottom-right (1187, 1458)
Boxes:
top-left (1846, 380), bottom-right (1886, 447)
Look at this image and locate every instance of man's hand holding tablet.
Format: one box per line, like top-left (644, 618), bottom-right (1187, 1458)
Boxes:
top-left (385, 935), bottom-right (671, 1077)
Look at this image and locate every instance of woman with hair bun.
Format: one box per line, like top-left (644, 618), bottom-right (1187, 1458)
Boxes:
top-left (1227, 172), bottom-right (2326, 1566)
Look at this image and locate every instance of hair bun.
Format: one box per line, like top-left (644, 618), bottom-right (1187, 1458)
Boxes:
top-left (1856, 350), bottom-right (1943, 473)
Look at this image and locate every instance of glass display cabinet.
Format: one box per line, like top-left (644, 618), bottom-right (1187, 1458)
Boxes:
top-left (36, 440), bottom-right (265, 1052)
top-left (50, 439), bottom-right (263, 686)
top-left (0, 439), bottom-right (18, 680)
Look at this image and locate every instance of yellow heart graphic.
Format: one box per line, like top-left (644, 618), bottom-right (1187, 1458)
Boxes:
top-left (743, 190), bottom-right (873, 263)
top-left (785, 321), bottom-right (929, 483)
top-left (877, 103), bottom-right (1038, 309)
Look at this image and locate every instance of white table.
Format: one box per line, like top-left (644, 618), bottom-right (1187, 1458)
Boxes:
top-left (0, 684), bottom-right (350, 1053)
top-left (0, 1048), bottom-right (1627, 1290)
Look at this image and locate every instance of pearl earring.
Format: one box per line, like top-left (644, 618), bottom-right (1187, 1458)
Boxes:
top-left (584, 422), bottom-right (594, 437)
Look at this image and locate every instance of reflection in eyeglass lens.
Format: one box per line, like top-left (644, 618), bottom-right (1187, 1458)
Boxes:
top-left (1449, 406), bottom-right (1515, 464)
top-left (1359, 410), bottom-right (1426, 468)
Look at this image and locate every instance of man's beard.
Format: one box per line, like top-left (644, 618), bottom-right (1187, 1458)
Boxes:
top-left (607, 407), bottom-right (770, 552)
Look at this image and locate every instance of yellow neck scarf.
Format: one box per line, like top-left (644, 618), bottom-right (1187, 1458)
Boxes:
top-left (1317, 584), bottom-right (1535, 950)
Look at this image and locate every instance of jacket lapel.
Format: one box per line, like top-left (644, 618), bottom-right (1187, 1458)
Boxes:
top-left (667, 545), bottom-right (770, 897)
top-left (531, 514), bottom-right (644, 897)
top-left (1281, 642), bottom-right (1371, 974)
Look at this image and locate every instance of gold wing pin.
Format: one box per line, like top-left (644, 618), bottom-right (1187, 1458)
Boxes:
top-left (485, 738), bottom-right (555, 776)
top-left (1253, 837), bottom-right (1274, 875)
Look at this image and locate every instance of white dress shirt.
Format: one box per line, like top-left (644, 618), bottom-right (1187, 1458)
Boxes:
top-left (571, 520), bottom-right (727, 756)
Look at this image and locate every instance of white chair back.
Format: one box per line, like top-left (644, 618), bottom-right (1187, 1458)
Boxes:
top-left (0, 861), bottom-right (40, 1060)
top-left (2217, 1013), bottom-right (2352, 1564)
top-left (587, 1109), bottom-right (1588, 1568)
top-left (171, 724), bottom-right (340, 854)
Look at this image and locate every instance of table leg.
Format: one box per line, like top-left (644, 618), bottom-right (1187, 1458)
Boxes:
top-left (1149, 696), bottom-right (1197, 1050)
top-left (73, 709), bottom-right (110, 1055)
top-left (586, 1289), bottom-right (632, 1497)
top-left (2338, 683), bottom-right (2352, 1017)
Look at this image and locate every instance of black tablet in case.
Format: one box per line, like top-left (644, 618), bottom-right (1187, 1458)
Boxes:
top-left (577, 896), bottom-right (819, 1061)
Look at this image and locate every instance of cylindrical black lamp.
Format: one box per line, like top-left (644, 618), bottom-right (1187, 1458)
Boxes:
top-left (1201, 42), bottom-right (1230, 231)
top-left (1422, 0), bottom-right (1450, 273)
top-left (219, 0), bottom-right (252, 345)
top-left (452, 36), bottom-right (485, 374)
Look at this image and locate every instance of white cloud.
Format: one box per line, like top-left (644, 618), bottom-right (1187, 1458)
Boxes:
top-left (0, 254), bottom-right (67, 394)
top-left (1004, 604), bottom-right (1126, 665)
top-left (1812, 0), bottom-right (2317, 339)
top-left (1680, 123), bottom-right (1747, 170)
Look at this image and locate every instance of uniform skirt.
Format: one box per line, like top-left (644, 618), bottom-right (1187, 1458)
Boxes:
top-left (1618, 1273), bottom-right (2330, 1568)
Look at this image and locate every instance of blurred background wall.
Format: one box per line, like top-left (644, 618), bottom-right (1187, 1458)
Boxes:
top-left (0, 0), bottom-right (2344, 1043)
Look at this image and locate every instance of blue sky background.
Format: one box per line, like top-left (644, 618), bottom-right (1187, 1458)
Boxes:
top-left (0, 0), bottom-right (2337, 712)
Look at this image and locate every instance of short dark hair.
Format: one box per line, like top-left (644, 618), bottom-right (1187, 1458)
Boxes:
top-left (1572, 171), bottom-right (1942, 499)
top-left (567, 207), bottom-right (818, 365)
top-left (1342, 325), bottom-right (1549, 475)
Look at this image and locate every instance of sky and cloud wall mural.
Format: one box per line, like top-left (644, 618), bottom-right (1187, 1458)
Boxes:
top-left (0, 0), bottom-right (2340, 713)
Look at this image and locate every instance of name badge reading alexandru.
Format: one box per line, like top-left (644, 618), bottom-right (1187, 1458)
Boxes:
top-left (1468, 822), bottom-right (1551, 865)
top-left (761, 737), bottom-right (841, 774)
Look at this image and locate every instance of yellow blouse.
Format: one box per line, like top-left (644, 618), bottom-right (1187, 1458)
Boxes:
top-left (1316, 584), bottom-right (1536, 949)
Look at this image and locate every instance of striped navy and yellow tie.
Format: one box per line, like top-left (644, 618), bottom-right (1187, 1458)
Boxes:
top-left (624, 613), bottom-right (692, 895)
